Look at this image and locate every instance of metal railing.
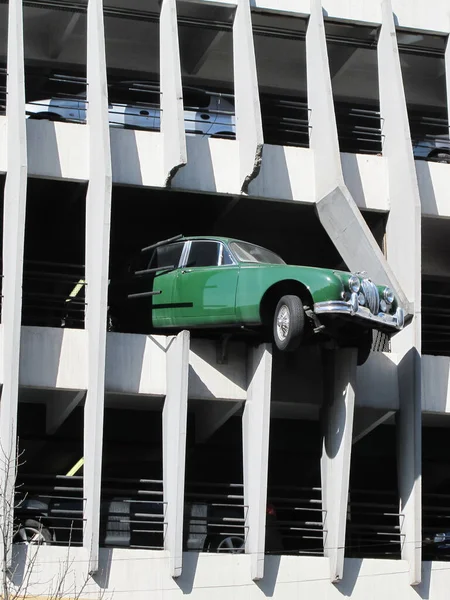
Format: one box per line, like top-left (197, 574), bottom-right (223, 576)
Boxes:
top-left (335, 106), bottom-right (383, 155)
top-left (100, 477), bottom-right (165, 550)
top-left (422, 279), bottom-right (450, 356)
top-left (345, 488), bottom-right (402, 558)
top-left (0, 66), bottom-right (6, 116)
top-left (22, 260), bottom-right (85, 329)
top-left (261, 97), bottom-right (310, 148)
top-left (15, 474), bottom-right (85, 547)
top-left (184, 481), bottom-right (247, 552)
top-left (26, 73), bottom-right (87, 124)
top-left (267, 484), bottom-right (324, 555)
top-left (423, 491), bottom-right (450, 560)
top-left (410, 114), bottom-right (449, 162)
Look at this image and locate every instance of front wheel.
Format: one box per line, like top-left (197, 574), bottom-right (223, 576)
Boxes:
top-left (15, 519), bottom-right (52, 545)
top-left (273, 295), bottom-right (305, 352)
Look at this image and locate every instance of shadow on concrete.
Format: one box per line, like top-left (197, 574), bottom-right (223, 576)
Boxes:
top-left (248, 145), bottom-right (295, 202)
top-left (174, 551), bottom-right (200, 594)
top-left (335, 558), bottom-right (363, 596)
top-left (27, 120), bottom-right (63, 179)
top-left (416, 160), bottom-right (439, 216)
top-left (93, 548), bottom-right (113, 590)
top-left (172, 137), bottom-right (218, 193)
top-left (110, 128), bottom-right (144, 187)
top-left (256, 555), bottom-right (281, 597)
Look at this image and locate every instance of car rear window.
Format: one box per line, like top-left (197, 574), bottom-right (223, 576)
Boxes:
top-left (152, 243), bottom-right (184, 269)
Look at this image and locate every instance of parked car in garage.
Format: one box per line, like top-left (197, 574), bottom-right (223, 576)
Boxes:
top-left (15, 492), bottom-right (282, 554)
top-left (110, 235), bottom-right (405, 365)
top-left (25, 87), bottom-right (235, 138)
top-left (412, 135), bottom-right (450, 163)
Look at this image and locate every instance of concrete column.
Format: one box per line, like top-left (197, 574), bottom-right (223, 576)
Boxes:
top-left (163, 331), bottom-right (190, 578)
top-left (83, 0), bottom-right (112, 574)
top-left (233, 0), bottom-right (264, 193)
top-left (378, 0), bottom-right (422, 584)
top-left (306, 0), bottom-right (408, 313)
top-left (446, 34), bottom-right (450, 136)
top-left (321, 348), bottom-right (357, 583)
top-left (160, 0), bottom-right (187, 186)
top-left (0, 0), bottom-right (27, 560)
top-left (242, 343), bottom-right (272, 581)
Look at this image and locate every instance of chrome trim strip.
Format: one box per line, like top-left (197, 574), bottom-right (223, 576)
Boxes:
top-left (314, 300), bottom-right (404, 330)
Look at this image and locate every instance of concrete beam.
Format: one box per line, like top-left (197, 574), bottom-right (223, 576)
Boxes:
top-left (446, 30), bottom-right (450, 136)
top-left (233, 0), bottom-right (264, 193)
top-left (243, 343), bottom-right (272, 581)
top-left (0, 0), bottom-right (27, 563)
top-left (306, 0), bottom-right (409, 313)
top-left (194, 400), bottom-right (242, 444)
top-left (163, 331), bottom-right (189, 578)
top-left (46, 390), bottom-right (86, 435)
top-left (378, 0), bottom-right (422, 584)
top-left (160, 0), bottom-right (187, 186)
top-left (352, 408), bottom-right (395, 445)
top-left (321, 348), bottom-right (357, 583)
top-left (83, 0), bottom-right (112, 575)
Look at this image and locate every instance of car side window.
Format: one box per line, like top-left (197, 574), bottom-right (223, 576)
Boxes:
top-left (186, 241), bottom-right (221, 268)
top-left (151, 242), bottom-right (184, 269)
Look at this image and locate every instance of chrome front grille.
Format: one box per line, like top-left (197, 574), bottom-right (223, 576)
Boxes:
top-left (361, 279), bottom-right (380, 315)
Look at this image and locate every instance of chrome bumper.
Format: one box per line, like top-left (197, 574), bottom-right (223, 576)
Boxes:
top-left (314, 297), bottom-right (404, 331)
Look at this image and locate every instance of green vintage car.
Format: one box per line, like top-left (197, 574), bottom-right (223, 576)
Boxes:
top-left (118, 235), bottom-right (404, 364)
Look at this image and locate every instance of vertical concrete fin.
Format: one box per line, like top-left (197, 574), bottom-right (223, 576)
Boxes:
top-left (396, 349), bottom-right (422, 586)
top-left (378, 0), bottom-right (421, 309)
top-left (0, 0), bottom-right (27, 563)
top-left (446, 27), bottom-right (450, 136)
top-left (243, 343), bottom-right (272, 581)
top-left (378, 1), bottom-right (422, 584)
top-left (321, 348), bottom-right (357, 583)
top-left (163, 331), bottom-right (190, 578)
top-left (84, 0), bottom-right (112, 574)
top-left (233, 0), bottom-right (264, 193)
top-left (160, 0), bottom-right (187, 187)
top-left (306, 0), bottom-right (409, 312)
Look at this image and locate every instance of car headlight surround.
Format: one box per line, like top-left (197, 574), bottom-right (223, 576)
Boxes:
top-left (383, 287), bottom-right (395, 304)
top-left (348, 275), bottom-right (361, 293)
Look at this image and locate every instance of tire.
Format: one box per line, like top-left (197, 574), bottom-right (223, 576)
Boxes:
top-left (430, 152), bottom-right (450, 164)
top-left (31, 112), bottom-right (64, 122)
top-left (357, 330), bottom-right (373, 366)
top-left (207, 535), bottom-right (245, 554)
top-left (273, 295), bottom-right (305, 352)
top-left (15, 519), bottom-right (52, 545)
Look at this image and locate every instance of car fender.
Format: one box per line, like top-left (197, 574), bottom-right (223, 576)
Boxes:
top-left (235, 265), bottom-right (344, 324)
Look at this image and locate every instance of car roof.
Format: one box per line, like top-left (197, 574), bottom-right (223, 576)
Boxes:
top-left (178, 236), bottom-right (261, 246)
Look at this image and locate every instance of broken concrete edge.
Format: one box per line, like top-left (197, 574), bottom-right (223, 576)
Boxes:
top-left (165, 160), bottom-right (187, 188)
top-left (241, 143), bottom-right (264, 195)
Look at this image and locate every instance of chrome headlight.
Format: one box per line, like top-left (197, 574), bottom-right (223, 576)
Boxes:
top-left (358, 292), bottom-right (365, 306)
top-left (348, 275), bottom-right (361, 293)
top-left (383, 287), bottom-right (395, 304)
top-left (380, 299), bottom-right (388, 313)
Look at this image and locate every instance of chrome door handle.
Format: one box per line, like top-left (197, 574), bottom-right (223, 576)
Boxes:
top-left (181, 269), bottom-right (192, 274)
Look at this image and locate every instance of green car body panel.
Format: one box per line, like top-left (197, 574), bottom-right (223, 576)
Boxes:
top-left (148, 236), bottom-right (369, 329)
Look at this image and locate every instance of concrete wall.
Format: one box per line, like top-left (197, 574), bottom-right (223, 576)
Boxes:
top-left (13, 545), bottom-right (450, 600)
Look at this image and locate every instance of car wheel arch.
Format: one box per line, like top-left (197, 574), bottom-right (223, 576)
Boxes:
top-left (259, 280), bottom-right (313, 328)
top-left (428, 148), bottom-right (450, 160)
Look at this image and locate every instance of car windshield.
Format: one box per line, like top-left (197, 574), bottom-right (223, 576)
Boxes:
top-left (230, 242), bottom-right (285, 265)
